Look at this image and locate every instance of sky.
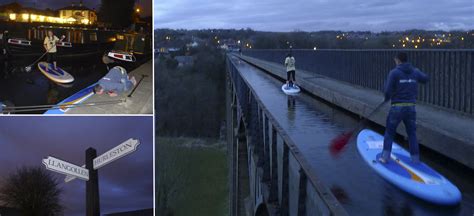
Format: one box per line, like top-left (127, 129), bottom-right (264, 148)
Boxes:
top-left (4, 0), bottom-right (152, 17)
top-left (155, 0), bottom-right (474, 32)
top-left (0, 116), bottom-right (153, 216)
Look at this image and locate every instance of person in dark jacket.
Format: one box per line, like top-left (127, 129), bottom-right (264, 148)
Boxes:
top-left (379, 52), bottom-right (429, 164)
top-left (93, 55), bottom-right (137, 97)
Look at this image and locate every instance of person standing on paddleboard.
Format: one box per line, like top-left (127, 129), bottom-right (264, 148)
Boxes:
top-left (93, 55), bottom-right (137, 97)
top-left (285, 53), bottom-right (296, 88)
top-left (379, 52), bottom-right (429, 164)
top-left (43, 30), bottom-right (65, 70)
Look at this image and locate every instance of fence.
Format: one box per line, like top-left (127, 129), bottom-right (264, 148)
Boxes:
top-left (243, 49), bottom-right (474, 115)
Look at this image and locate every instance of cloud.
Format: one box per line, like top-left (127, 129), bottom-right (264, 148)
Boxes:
top-left (154, 0), bottom-right (474, 31)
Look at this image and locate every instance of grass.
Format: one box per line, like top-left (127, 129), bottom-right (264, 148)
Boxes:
top-left (156, 137), bottom-right (228, 216)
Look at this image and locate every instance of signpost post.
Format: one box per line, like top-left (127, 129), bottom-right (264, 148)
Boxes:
top-left (42, 138), bottom-right (141, 216)
top-left (86, 148), bottom-right (100, 216)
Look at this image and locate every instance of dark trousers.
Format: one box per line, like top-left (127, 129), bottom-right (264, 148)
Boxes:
top-left (382, 105), bottom-right (419, 160)
top-left (287, 70), bottom-right (295, 83)
top-left (47, 52), bottom-right (57, 64)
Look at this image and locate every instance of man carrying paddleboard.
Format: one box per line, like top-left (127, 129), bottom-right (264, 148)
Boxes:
top-left (379, 52), bottom-right (429, 164)
top-left (43, 30), bottom-right (65, 70)
top-left (284, 53), bottom-right (296, 87)
top-left (93, 56), bottom-right (137, 97)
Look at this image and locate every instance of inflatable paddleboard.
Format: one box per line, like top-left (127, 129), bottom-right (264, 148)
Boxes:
top-left (281, 84), bottom-right (301, 95)
top-left (38, 62), bottom-right (74, 83)
top-left (357, 129), bottom-right (461, 205)
top-left (44, 83), bottom-right (96, 115)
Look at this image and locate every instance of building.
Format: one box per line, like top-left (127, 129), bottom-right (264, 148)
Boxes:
top-left (58, 1), bottom-right (97, 25)
top-left (0, 1), bottom-right (96, 25)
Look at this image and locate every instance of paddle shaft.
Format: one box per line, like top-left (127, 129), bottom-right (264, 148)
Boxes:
top-left (3, 99), bottom-right (125, 113)
top-left (351, 100), bottom-right (389, 136)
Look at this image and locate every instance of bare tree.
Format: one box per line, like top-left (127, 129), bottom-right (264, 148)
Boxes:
top-left (0, 166), bottom-right (63, 216)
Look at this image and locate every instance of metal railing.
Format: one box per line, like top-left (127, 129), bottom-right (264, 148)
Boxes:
top-left (227, 56), bottom-right (347, 215)
top-left (243, 49), bottom-right (474, 115)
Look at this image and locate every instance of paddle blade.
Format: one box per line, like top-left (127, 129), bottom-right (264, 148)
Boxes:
top-left (329, 131), bottom-right (353, 155)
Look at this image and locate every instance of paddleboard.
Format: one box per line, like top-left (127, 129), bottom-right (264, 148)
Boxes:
top-left (38, 62), bottom-right (74, 83)
top-left (357, 129), bottom-right (461, 205)
top-left (44, 83), bottom-right (96, 115)
top-left (281, 84), bottom-right (301, 95)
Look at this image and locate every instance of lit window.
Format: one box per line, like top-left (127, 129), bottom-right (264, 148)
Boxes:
top-left (9, 13), bottom-right (16, 20)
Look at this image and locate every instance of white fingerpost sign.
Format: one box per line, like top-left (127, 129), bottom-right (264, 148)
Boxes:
top-left (43, 156), bottom-right (89, 181)
top-left (65, 165), bottom-right (85, 183)
top-left (93, 138), bottom-right (140, 170)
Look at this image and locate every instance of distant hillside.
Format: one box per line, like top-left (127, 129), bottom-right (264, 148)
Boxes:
top-left (155, 28), bottom-right (474, 49)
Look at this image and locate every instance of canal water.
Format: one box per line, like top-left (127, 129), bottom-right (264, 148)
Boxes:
top-left (0, 54), bottom-right (148, 114)
top-left (230, 56), bottom-right (474, 215)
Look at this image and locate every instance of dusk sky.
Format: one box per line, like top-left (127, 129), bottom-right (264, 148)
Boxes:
top-left (155, 0), bottom-right (474, 32)
top-left (4, 0), bottom-right (153, 17)
top-left (0, 116), bottom-right (153, 216)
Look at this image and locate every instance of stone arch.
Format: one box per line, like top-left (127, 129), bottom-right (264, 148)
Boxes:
top-left (237, 118), bottom-right (250, 215)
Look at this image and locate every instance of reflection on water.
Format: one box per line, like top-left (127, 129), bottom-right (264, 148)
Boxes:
top-left (233, 57), bottom-right (474, 216)
top-left (0, 54), bottom-right (144, 114)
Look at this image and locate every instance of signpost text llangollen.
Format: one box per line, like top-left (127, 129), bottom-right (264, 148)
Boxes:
top-left (93, 138), bottom-right (140, 170)
top-left (43, 156), bottom-right (89, 181)
top-left (65, 165), bottom-right (85, 183)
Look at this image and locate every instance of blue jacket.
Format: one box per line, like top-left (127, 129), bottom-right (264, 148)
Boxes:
top-left (384, 63), bottom-right (429, 104)
top-left (98, 66), bottom-right (133, 93)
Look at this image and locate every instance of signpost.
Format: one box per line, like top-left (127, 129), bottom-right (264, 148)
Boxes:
top-left (42, 138), bottom-right (141, 216)
top-left (64, 138), bottom-right (140, 183)
top-left (42, 156), bottom-right (89, 181)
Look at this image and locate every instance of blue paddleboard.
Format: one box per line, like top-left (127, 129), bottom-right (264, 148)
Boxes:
top-left (44, 83), bottom-right (96, 115)
top-left (38, 62), bottom-right (74, 83)
top-left (357, 129), bottom-right (461, 205)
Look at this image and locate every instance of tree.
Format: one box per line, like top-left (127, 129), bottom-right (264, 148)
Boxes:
top-left (0, 166), bottom-right (63, 216)
top-left (98, 0), bottom-right (135, 28)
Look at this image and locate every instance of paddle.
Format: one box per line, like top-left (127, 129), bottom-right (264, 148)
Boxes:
top-left (2, 99), bottom-right (125, 114)
top-left (329, 100), bottom-right (388, 155)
